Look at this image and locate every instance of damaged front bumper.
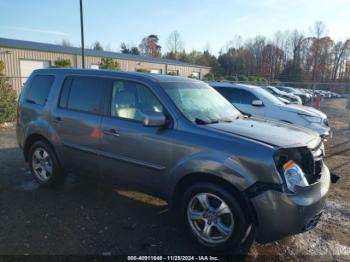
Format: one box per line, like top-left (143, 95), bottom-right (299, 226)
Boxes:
top-left (251, 161), bottom-right (331, 243)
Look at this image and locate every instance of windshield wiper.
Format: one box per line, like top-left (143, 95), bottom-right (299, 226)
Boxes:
top-left (218, 118), bottom-right (233, 123)
top-left (195, 118), bottom-right (219, 125)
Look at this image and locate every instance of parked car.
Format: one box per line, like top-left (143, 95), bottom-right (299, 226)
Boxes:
top-left (209, 82), bottom-right (330, 137)
top-left (277, 86), bottom-right (311, 104)
top-left (277, 96), bottom-right (291, 104)
top-left (262, 86), bottom-right (302, 104)
top-left (17, 69), bottom-right (331, 251)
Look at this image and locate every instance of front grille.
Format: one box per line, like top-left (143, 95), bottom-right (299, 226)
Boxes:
top-left (308, 142), bottom-right (324, 183)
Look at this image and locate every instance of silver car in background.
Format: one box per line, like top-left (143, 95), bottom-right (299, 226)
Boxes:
top-left (262, 86), bottom-right (302, 105)
top-left (210, 82), bottom-right (330, 137)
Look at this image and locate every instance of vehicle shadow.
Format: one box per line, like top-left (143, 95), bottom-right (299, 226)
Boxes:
top-left (0, 147), bottom-right (252, 257)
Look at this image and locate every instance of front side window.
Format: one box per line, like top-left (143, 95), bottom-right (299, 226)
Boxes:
top-left (215, 87), bottom-right (242, 104)
top-left (162, 82), bottom-right (241, 124)
top-left (240, 90), bottom-right (258, 104)
top-left (111, 80), bottom-right (163, 121)
top-left (26, 75), bottom-right (55, 105)
top-left (59, 76), bottom-right (107, 114)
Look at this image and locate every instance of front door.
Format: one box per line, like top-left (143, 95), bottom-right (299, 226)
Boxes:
top-left (99, 79), bottom-right (173, 193)
top-left (232, 89), bottom-right (266, 117)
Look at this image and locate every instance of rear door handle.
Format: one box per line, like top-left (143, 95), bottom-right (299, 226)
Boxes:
top-left (103, 128), bottom-right (120, 137)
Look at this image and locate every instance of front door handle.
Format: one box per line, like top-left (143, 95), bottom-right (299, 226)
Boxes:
top-left (103, 128), bottom-right (120, 137)
top-left (53, 116), bottom-right (64, 124)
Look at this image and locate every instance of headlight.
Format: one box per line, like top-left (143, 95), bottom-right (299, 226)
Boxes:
top-left (283, 160), bottom-right (309, 192)
top-left (299, 114), bottom-right (322, 123)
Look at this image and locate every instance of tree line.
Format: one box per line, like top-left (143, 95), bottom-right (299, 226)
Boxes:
top-left (59, 21), bottom-right (350, 83)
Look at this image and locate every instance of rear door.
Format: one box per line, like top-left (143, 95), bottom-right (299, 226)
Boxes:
top-left (99, 79), bottom-right (173, 193)
top-left (51, 76), bottom-right (108, 175)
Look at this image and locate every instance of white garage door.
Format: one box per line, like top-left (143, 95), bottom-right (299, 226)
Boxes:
top-left (20, 60), bottom-right (51, 85)
top-left (191, 72), bottom-right (200, 79)
top-left (150, 69), bottom-right (162, 74)
top-left (90, 64), bottom-right (99, 69)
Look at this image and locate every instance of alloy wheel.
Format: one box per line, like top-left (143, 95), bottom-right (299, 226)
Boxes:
top-left (32, 147), bottom-right (53, 182)
top-left (187, 192), bottom-right (234, 245)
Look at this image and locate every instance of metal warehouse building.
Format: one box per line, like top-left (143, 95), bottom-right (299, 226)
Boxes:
top-left (0, 37), bottom-right (210, 93)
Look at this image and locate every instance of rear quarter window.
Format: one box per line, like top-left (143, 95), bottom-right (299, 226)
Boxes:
top-left (25, 75), bottom-right (55, 105)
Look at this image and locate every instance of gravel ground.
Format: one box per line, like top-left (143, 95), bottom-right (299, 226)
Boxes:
top-left (0, 98), bottom-right (349, 260)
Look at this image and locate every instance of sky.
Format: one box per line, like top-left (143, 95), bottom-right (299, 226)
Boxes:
top-left (0, 0), bottom-right (349, 54)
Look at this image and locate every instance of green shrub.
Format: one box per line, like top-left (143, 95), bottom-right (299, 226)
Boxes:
top-left (237, 75), bottom-right (249, 82)
top-left (99, 58), bottom-right (120, 70)
top-left (136, 68), bottom-right (150, 73)
top-left (53, 58), bottom-right (71, 67)
top-left (215, 75), bottom-right (225, 81)
top-left (203, 73), bottom-right (215, 81)
top-left (226, 75), bottom-right (238, 81)
top-left (0, 61), bottom-right (17, 124)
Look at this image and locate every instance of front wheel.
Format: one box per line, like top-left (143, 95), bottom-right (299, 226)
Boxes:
top-left (182, 183), bottom-right (248, 251)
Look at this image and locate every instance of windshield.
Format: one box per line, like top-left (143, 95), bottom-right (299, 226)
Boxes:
top-left (162, 82), bottom-right (241, 124)
top-left (269, 86), bottom-right (282, 94)
top-left (254, 87), bottom-right (284, 105)
top-left (280, 86), bottom-right (296, 93)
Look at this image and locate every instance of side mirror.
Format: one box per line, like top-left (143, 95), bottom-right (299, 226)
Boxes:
top-left (252, 100), bottom-right (264, 107)
top-left (143, 112), bottom-right (167, 127)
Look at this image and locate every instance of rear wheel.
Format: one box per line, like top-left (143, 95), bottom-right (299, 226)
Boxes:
top-left (28, 140), bottom-right (65, 187)
top-left (181, 183), bottom-right (248, 251)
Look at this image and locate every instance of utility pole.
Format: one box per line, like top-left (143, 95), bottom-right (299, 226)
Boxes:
top-left (80, 0), bottom-right (85, 68)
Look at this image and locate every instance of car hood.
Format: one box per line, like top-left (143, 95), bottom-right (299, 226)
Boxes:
top-left (287, 93), bottom-right (299, 99)
top-left (208, 117), bottom-right (320, 148)
top-left (279, 104), bottom-right (327, 118)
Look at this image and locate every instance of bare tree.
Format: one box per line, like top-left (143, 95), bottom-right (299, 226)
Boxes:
top-left (309, 21), bottom-right (328, 81)
top-left (227, 36), bottom-right (243, 49)
top-left (332, 39), bottom-right (350, 80)
top-left (60, 39), bottom-right (73, 47)
top-left (166, 30), bottom-right (184, 59)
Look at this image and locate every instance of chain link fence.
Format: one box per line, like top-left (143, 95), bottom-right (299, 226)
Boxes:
top-left (2, 75), bottom-right (350, 94)
top-left (1, 75), bottom-right (349, 102)
top-left (0, 74), bottom-right (349, 125)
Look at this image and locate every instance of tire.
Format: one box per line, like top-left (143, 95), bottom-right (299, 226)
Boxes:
top-left (181, 183), bottom-right (248, 251)
top-left (28, 140), bottom-right (66, 187)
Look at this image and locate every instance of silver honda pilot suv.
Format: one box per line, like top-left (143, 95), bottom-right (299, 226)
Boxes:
top-left (17, 69), bottom-right (331, 251)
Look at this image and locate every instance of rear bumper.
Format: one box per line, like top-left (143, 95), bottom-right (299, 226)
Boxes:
top-left (251, 162), bottom-right (330, 243)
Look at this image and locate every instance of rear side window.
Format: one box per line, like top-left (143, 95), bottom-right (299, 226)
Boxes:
top-left (26, 75), bottom-right (55, 105)
top-left (59, 76), bottom-right (107, 114)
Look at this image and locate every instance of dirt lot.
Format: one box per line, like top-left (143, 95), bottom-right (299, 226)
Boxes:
top-left (0, 98), bottom-right (349, 260)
